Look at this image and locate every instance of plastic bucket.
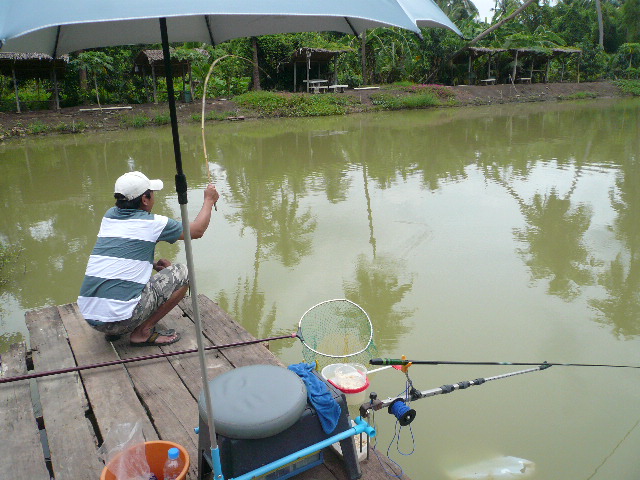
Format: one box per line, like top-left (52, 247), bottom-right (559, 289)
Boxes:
top-left (321, 363), bottom-right (370, 405)
top-left (100, 440), bottom-right (190, 480)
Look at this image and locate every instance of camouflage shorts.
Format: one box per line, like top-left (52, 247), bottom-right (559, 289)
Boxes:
top-left (92, 263), bottom-right (189, 336)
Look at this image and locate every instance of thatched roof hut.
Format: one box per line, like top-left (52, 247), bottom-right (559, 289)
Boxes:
top-left (133, 49), bottom-right (209, 103)
top-left (0, 52), bottom-right (68, 111)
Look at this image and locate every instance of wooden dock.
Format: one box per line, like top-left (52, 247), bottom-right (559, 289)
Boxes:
top-left (1, 295), bottom-right (410, 480)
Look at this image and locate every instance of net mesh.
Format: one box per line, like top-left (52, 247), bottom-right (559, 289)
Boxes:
top-left (299, 299), bottom-right (378, 370)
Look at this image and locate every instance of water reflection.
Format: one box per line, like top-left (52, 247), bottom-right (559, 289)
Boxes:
top-left (2, 98), bottom-right (640, 479)
top-left (590, 148), bottom-right (640, 337)
top-left (1, 99), bottom-right (639, 352)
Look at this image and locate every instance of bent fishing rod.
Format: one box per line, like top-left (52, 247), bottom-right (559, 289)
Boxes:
top-left (370, 358), bottom-right (640, 369)
top-left (0, 333), bottom-right (297, 385)
top-left (360, 363), bottom-right (553, 426)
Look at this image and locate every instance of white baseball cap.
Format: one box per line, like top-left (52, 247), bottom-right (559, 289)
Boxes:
top-left (114, 171), bottom-right (163, 200)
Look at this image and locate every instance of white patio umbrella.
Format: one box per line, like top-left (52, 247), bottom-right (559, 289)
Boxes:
top-left (0, 2), bottom-right (460, 478)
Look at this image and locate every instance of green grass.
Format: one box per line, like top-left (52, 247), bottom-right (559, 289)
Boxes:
top-left (371, 91), bottom-right (440, 110)
top-left (153, 113), bottom-right (171, 125)
top-left (53, 121), bottom-right (87, 133)
top-left (191, 110), bottom-right (245, 122)
top-left (557, 91), bottom-right (598, 100)
top-left (27, 120), bottom-right (50, 134)
top-left (234, 91), bottom-right (360, 117)
top-left (121, 115), bottom-right (151, 128)
top-left (373, 83), bottom-right (455, 110)
top-left (615, 79), bottom-right (640, 96)
top-left (206, 110), bottom-right (237, 121)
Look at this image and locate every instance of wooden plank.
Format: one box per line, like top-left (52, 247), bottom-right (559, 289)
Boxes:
top-left (147, 306), bottom-right (234, 398)
top-left (26, 307), bottom-right (104, 480)
top-left (78, 106), bottom-right (132, 112)
top-left (0, 342), bottom-right (50, 479)
top-left (58, 303), bottom-right (159, 441)
top-left (112, 305), bottom-right (204, 480)
top-left (180, 295), bottom-right (283, 368)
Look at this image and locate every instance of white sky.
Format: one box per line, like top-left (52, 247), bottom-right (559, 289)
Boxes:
top-left (474, 0), bottom-right (496, 22)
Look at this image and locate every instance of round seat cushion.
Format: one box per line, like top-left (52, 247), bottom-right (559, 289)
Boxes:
top-left (198, 364), bottom-right (308, 439)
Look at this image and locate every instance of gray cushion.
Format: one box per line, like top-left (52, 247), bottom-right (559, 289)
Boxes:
top-left (199, 365), bottom-right (308, 439)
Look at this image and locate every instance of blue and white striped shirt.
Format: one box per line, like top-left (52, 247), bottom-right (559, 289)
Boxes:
top-left (78, 207), bottom-right (182, 322)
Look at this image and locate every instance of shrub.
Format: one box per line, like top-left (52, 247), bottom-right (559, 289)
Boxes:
top-left (615, 79), bottom-right (640, 95)
top-left (234, 91), bottom-right (360, 117)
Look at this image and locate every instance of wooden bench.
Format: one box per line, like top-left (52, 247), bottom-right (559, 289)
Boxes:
top-left (480, 78), bottom-right (496, 85)
top-left (517, 77), bottom-right (532, 83)
top-left (328, 84), bottom-right (348, 93)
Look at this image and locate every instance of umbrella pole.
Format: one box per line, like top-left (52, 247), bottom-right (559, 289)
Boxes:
top-left (159, 18), bottom-right (223, 479)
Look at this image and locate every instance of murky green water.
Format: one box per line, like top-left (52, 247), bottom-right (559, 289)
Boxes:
top-left (1, 98), bottom-right (639, 479)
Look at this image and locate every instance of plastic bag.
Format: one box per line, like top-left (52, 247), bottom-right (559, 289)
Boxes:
top-left (98, 422), bottom-right (152, 480)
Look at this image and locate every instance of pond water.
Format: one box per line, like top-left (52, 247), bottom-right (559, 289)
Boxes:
top-left (1, 97), bottom-right (639, 480)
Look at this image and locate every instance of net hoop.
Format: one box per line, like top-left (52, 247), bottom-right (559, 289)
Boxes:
top-left (298, 298), bottom-right (374, 359)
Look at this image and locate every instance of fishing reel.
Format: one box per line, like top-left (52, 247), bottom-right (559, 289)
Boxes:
top-left (359, 392), bottom-right (418, 427)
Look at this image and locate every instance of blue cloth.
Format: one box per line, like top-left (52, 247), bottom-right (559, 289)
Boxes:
top-left (288, 362), bottom-right (342, 434)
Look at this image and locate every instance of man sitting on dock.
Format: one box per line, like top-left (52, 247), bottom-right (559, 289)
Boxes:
top-left (78, 171), bottom-right (218, 346)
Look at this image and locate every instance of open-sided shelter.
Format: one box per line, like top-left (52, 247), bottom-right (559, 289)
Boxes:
top-left (0, 52), bottom-right (67, 112)
top-left (463, 46), bottom-right (582, 85)
top-left (288, 47), bottom-right (351, 92)
top-left (134, 49), bottom-right (208, 103)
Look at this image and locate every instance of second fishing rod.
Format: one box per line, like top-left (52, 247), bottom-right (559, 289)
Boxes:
top-left (370, 358), bottom-right (640, 369)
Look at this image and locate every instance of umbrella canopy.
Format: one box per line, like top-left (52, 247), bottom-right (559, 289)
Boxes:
top-left (0, 3), bottom-right (460, 479)
top-left (0, 0), bottom-right (461, 55)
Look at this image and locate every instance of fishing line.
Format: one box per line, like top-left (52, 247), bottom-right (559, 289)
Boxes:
top-left (370, 358), bottom-right (640, 369)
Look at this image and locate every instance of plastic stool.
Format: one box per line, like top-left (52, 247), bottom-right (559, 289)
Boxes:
top-left (197, 365), bottom-right (361, 480)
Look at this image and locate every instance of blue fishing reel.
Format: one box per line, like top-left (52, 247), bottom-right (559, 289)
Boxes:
top-left (360, 392), bottom-right (417, 426)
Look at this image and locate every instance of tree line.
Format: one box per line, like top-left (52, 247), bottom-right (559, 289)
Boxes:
top-left (0, 0), bottom-right (639, 110)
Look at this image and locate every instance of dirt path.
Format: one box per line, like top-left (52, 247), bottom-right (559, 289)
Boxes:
top-left (0, 81), bottom-right (627, 140)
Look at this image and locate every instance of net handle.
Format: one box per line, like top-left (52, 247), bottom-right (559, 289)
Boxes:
top-left (297, 298), bottom-right (374, 359)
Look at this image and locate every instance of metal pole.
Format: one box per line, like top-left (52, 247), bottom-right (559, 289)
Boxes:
top-left (159, 18), bottom-right (222, 478)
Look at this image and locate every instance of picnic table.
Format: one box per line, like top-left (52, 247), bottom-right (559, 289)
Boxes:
top-left (480, 78), bottom-right (496, 85)
top-left (303, 79), bottom-right (328, 93)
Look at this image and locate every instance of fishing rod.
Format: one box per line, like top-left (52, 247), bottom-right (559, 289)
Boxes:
top-left (1, 298), bottom-right (375, 385)
top-left (359, 363), bottom-right (552, 426)
top-left (370, 358), bottom-right (640, 369)
top-left (0, 333), bottom-right (296, 385)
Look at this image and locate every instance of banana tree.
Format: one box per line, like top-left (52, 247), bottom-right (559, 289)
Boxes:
top-left (71, 51), bottom-right (113, 110)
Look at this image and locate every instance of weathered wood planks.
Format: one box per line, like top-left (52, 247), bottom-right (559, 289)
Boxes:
top-left (26, 306), bottom-right (104, 479)
top-left (0, 342), bottom-right (50, 479)
top-left (7, 296), bottom-right (412, 480)
top-left (58, 302), bottom-right (159, 442)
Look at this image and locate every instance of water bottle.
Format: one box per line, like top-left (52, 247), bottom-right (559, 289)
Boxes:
top-left (162, 447), bottom-right (182, 480)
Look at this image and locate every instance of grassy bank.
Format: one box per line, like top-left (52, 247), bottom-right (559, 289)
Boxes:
top-left (1, 81), bottom-right (637, 141)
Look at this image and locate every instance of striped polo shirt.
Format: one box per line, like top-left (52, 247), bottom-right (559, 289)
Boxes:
top-left (78, 207), bottom-right (183, 322)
